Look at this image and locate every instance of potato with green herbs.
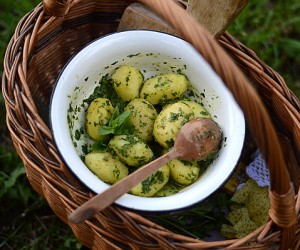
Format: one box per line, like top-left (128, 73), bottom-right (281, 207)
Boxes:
top-left (154, 182), bottom-right (179, 197)
top-left (85, 152), bottom-right (128, 184)
top-left (168, 159), bottom-right (200, 185)
top-left (86, 98), bottom-right (114, 140)
top-left (180, 100), bottom-right (211, 119)
top-left (140, 73), bottom-right (188, 105)
top-left (125, 99), bottom-right (158, 141)
top-left (109, 134), bottom-right (153, 167)
top-left (111, 65), bottom-right (143, 101)
top-left (130, 164), bottom-right (170, 197)
top-left (153, 101), bottom-right (194, 148)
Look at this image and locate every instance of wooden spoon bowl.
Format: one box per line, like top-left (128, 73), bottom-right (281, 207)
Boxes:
top-left (175, 118), bottom-right (222, 161)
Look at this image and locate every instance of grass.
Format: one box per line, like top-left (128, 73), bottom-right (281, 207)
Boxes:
top-left (0, 0), bottom-right (299, 249)
top-left (227, 0), bottom-right (300, 97)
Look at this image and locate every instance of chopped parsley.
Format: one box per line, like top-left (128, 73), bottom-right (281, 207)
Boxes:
top-left (141, 170), bottom-right (165, 194)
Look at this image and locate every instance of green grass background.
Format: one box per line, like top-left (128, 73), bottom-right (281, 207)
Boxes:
top-left (0, 0), bottom-right (299, 249)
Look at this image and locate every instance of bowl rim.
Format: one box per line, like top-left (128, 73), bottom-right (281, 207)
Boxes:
top-left (50, 30), bottom-right (245, 212)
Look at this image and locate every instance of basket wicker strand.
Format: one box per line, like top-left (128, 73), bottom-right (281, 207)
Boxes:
top-left (2, 0), bottom-right (300, 249)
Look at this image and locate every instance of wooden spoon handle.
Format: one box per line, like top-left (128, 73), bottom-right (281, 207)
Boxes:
top-left (68, 149), bottom-right (179, 224)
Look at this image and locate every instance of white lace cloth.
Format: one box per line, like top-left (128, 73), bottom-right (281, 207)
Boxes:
top-left (237, 150), bottom-right (270, 190)
top-left (246, 150), bottom-right (270, 187)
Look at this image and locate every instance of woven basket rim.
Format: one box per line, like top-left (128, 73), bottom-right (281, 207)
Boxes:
top-left (2, 0), bottom-right (300, 249)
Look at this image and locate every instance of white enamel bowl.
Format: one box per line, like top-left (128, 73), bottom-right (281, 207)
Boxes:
top-left (50, 30), bottom-right (245, 212)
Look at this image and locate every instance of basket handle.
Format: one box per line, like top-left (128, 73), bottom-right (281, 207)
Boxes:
top-left (42, 0), bottom-right (297, 247)
top-left (43, 0), bottom-right (70, 16)
top-left (138, 0), bottom-right (297, 247)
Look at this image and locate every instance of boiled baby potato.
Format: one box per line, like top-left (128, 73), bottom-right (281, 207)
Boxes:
top-left (140, 73), bottom-right (188, 105)
top-left (109, 134), bottom-right (153, 167)
top-left (130, 164), bottom-right (170, 197)
top-left (86, 98), bottom-right (114, 140)
top-left (180, 100), bottom-right (211, 119)
top-left (125, 98), bottom-right (158, 141)
top-left (168, 159), bottom-right (200, 186)
top-left (153, 101), bottom-right (194, 148)
top-left (85, 152), bottom-right (128, 184)
top-left (111, 65), bottom-right (144, 101)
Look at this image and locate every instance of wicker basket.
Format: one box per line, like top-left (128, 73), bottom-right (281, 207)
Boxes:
top-left (2, 0), bottom-right (300, 249)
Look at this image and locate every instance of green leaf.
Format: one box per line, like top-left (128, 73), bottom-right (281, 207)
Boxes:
top-left (93, 107), bottom-right (135, 151)
top-left (99, 107), bottom-right (135, 136)
top-left (114, 110), bottom-right (135, 135)
top-left (99, 126), bottom-right (116, 136)
top-left (92, 140), bottom-right (110, 152)
top-left (111, 110), bottom-right (131, 127)
top-left (0, 166), bottom-right (25, 198)
top-left (280, 38), bottom-right (300, 56)
top-left (110, 105), bottom-right (121, 122)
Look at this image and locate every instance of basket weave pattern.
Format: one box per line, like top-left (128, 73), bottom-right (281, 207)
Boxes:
top-left (2, 0), bottom-right (300, 249)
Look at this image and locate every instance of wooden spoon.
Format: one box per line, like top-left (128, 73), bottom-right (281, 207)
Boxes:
top-left (68, 118), bottom-right (222, 224)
